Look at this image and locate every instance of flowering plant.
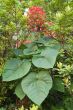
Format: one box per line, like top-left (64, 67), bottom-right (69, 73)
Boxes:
top-left (28, 6), bottom-right (46, 32)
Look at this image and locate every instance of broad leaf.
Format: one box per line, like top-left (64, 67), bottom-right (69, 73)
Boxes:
top-left (32, 45), bottom-right (60, 69)
top-left (32, 56), bottom-right (52, 69)
top-left (15, 83), bottom-right (25, 100)
top-left (3, 59), bottom-right (31, 81)
top-left (21, 71), bottom-right (52, 105)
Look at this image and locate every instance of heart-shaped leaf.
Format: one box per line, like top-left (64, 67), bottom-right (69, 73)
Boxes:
top-left (32, 45), bottom-right (60, 69)
top-left (21, 71), bottom-right (52, 105)
top-left (3, 59), bottom-right (31, 81)
top-left (32, 56), bottom-right (51, 69)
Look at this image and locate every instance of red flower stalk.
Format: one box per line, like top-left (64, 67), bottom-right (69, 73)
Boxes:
top-left (27, 6), bottom-right (46, 32)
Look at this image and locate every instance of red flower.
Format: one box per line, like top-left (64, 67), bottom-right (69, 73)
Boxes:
top-left (27, 6), bottom-right (46, 32)
top-left (29, 6), bottom-right (45, 15)
top-left (25, 6), bottom-right (56, 38)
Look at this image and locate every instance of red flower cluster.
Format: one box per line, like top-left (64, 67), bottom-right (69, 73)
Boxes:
top-left (28, 6), bottom-right (46, 32)
top-left (29, 6), bottom-right (45, 15)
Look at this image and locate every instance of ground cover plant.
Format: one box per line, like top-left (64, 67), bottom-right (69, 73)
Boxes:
top-left (0, 0), bottom-right (73, 110)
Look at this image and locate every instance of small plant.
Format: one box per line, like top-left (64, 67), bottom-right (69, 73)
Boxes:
top-left (2, 37), bottom-right (60, 105)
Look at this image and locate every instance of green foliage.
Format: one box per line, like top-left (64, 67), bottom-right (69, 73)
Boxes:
top-left (64, 97), bottom-right (73, 110)
top-left (0, 0), bottom-right (27, 106)
top-left (2, 38), bottom-right (60, 105)
top-left (53, 77), bottom-right (65, 92)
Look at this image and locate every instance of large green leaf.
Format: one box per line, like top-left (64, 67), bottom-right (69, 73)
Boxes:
top-left (32, 56), bottom-right (52, 69)
top-left (3, 59), bottom-right (31, 81)
top-left (15, 83), bottom-right (25, 100)
top-left (32, 46), bottom-right (60, 69)
top-left (21, 71), bottom-right (52, 105)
